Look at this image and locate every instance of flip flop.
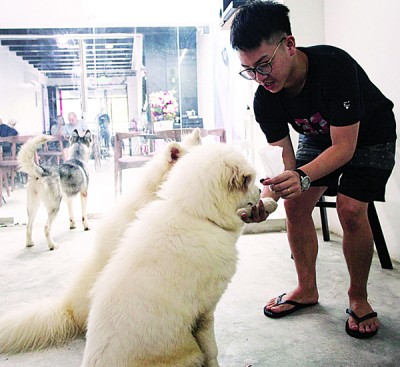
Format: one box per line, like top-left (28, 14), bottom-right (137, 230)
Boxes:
top-left (345, 308), bottom-right (378, 339)
top-left (263, 293), bottom-right (318, 319)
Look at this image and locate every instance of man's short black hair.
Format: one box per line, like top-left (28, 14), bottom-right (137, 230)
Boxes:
top-left (230, 0), bottom-right (292, 51)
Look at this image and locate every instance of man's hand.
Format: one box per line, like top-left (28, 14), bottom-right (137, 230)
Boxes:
top-left (261, 170), bottom-right (302, 199)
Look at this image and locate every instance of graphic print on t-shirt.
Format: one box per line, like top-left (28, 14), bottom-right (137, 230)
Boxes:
top-left (294, 112), bottom-right (329, 136)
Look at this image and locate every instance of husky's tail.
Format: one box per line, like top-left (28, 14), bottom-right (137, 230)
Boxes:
top-left (17, 135), bottom-right (53, 178)
top-left (0, 298), bottom-right (83, 354)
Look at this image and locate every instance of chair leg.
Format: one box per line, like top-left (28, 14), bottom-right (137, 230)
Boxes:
top-left (368, 203), bottom-right (393, 270)
top-left (319, 196), bottom-right (331, 241)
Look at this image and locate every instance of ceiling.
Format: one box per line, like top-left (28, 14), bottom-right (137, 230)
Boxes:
top-left (0, 27), bottom-right (140, 80)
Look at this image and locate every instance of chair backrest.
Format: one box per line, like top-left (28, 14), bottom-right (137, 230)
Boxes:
top-left (0, 136), bottom-right (19, 161)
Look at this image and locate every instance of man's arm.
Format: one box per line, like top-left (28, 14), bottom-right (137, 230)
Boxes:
top-left (264, 123), bottom-right (359, 196)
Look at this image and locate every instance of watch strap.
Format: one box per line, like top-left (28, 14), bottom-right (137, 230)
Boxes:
top-left (292, 168), bottom-right (307, 179)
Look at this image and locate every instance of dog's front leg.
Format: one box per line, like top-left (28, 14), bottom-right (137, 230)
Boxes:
top-left (193, 311), bottom-right (220, 367)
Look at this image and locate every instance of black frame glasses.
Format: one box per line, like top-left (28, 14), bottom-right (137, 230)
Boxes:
top-left (239, 37), bottom-right (286, 80)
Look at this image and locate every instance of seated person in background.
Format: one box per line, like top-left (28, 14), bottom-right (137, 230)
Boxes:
top-left (0, 118), bottom-right (18, 154)
top-left (65, 112), bottom-right (89, 137)
top-left (52, 114), bottom-right (73, 160)
top-left (50, 115), bottom-right (69, 158)
top-left (50, 115), bottom-right (67, 137)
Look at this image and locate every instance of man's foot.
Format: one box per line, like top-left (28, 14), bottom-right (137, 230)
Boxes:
top-left (264, 289), bottom-right (319, 318)
top-left (346, 299), bottom-right (380, 338)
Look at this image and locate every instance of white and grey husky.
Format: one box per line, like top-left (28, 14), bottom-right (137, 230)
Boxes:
top-left (18, 129), bottom-right (92, 250)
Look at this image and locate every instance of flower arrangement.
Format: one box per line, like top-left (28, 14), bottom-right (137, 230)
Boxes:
top-left (149, 89), bottom-right (179, 122)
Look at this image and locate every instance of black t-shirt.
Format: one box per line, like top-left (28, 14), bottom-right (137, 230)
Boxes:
top-left (254, 45), bottom-right (396, 147)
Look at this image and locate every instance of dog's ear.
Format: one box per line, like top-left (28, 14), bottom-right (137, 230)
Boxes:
top-left (70, 129), bottom-right (79, 143)
top-left (83, 130), bottom-right (92, 145)
top-left (228, 167), bottom-right (254, 192)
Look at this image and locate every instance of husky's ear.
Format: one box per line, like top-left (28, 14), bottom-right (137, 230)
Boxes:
top-left (181, 128), bottom-right (202, 148)
top-left (228, 167), bottom-right (254, 192)
top-left (83, 130), bottom-right (92, 145)
top-left (70, 129), bottom-right (79, 143)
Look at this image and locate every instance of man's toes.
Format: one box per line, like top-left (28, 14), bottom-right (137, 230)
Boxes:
top-left (348, 318), bottom-right (359, 331)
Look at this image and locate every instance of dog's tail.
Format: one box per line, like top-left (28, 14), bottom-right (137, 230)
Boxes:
top-left (0, 297), bottom-right (82, 354)
top-left (18, 135), bottom-right (53, 178)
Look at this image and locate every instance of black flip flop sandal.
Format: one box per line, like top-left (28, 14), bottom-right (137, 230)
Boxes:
top-left (264, 293), bottom-right (318, 319)
top-left (345, 308), bottom-right (378, 339)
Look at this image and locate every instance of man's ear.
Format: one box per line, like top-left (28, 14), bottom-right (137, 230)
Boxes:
top-left (284, 35), bottom-right (296, 56)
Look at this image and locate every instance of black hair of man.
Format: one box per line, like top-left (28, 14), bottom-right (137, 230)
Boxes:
top-left (230, 0), bottom-right (292, 51)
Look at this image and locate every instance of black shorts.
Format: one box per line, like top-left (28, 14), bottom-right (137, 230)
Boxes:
top-left (295, 135), bottom-right (396, 203)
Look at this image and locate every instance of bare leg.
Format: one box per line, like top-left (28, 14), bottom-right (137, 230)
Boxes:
top-left (265, 187), bottom-right (326, 313)
top-left (337, 193), bottom-right (380, 335)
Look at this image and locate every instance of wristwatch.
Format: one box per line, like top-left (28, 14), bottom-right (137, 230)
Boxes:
top-left (292, 168), bottom-right (311, 191)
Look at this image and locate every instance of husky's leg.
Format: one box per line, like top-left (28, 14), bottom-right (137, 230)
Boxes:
top-left (80, 191), bottom-right (89, 230)
top-left (193, 311), bottom-right (220, 367)
top-left (67, 196), bottom-right (76, 229)
top-left (26, 187), bottom-right (40, 248)
top-left (43, 198), bottom-right (61, 250)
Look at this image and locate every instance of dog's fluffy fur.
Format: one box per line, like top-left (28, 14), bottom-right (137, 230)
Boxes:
top-left (0, 129), bottom-right (202, 354)
top-left (1, 133), bottom-right (278, 366)
top-left (80, 143), bottom-right (264, 367)
top-left (18, 130), bottom-right (92, 250)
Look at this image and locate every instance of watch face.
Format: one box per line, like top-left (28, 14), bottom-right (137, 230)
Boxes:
top-left (301, 176), bottom-right (311, 190)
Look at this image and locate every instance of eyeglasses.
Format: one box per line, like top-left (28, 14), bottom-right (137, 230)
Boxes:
top-left (239, 37), bottom-right (286, 80)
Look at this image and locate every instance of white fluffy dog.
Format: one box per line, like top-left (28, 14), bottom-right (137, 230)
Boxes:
top-left (80, 143), bottom-right (277, 367)
top-left (0, 130), bottom-right (201, 353)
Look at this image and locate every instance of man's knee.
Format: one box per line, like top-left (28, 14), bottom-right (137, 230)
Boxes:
top-left (336, 196), bottom-right (368, 230)
top-left (284, 198), bottom-right (313, 222)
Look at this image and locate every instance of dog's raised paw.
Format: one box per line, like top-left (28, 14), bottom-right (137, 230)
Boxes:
top-left (261, 197), bottom-right (278, 214)
top-left (236, 197), bottom-right (278, 218)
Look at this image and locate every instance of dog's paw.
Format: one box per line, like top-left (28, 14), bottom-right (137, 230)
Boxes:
top-left (26, 242), bottom-right (35, 248)
top-left (82, 219), bottom-right (90, 231)
top-left (236, 197), bottom-right (278, 218)
top-left (49, 243), bottom-right (59, 251)
top-left (261, 197), bottom-right (278, 214)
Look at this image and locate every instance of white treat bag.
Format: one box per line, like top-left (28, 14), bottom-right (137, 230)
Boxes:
top-left (258, 145), bottom-right (284, 178)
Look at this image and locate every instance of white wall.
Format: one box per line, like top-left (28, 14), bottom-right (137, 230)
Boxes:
top-left (0, 0), bottom-right (220, 28)
top-left (324, 0), bottom-right (400, 261)
top-left (0, 45), bottom-right (46, 134)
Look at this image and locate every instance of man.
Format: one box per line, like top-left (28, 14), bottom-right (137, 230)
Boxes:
top-left (230, 0), bottom-right (396, 339)
top-left (0, 118), bottom-right (18, 154)
top-left (65, 112), bottom-right (89, 137)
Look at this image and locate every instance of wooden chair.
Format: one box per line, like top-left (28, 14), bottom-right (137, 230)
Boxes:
top-left (0, 136), bottom-right (20, 206)
top-left (316, 195), bottom-right (393, 269)
top-left (114, 132), bottom-right (154, 196)
top-left (155, 128), bottom-right (226, 143)
top-left (37, 136), bottom-right (67, 165)
top-left (114, 128), bottom-right (227, 196)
